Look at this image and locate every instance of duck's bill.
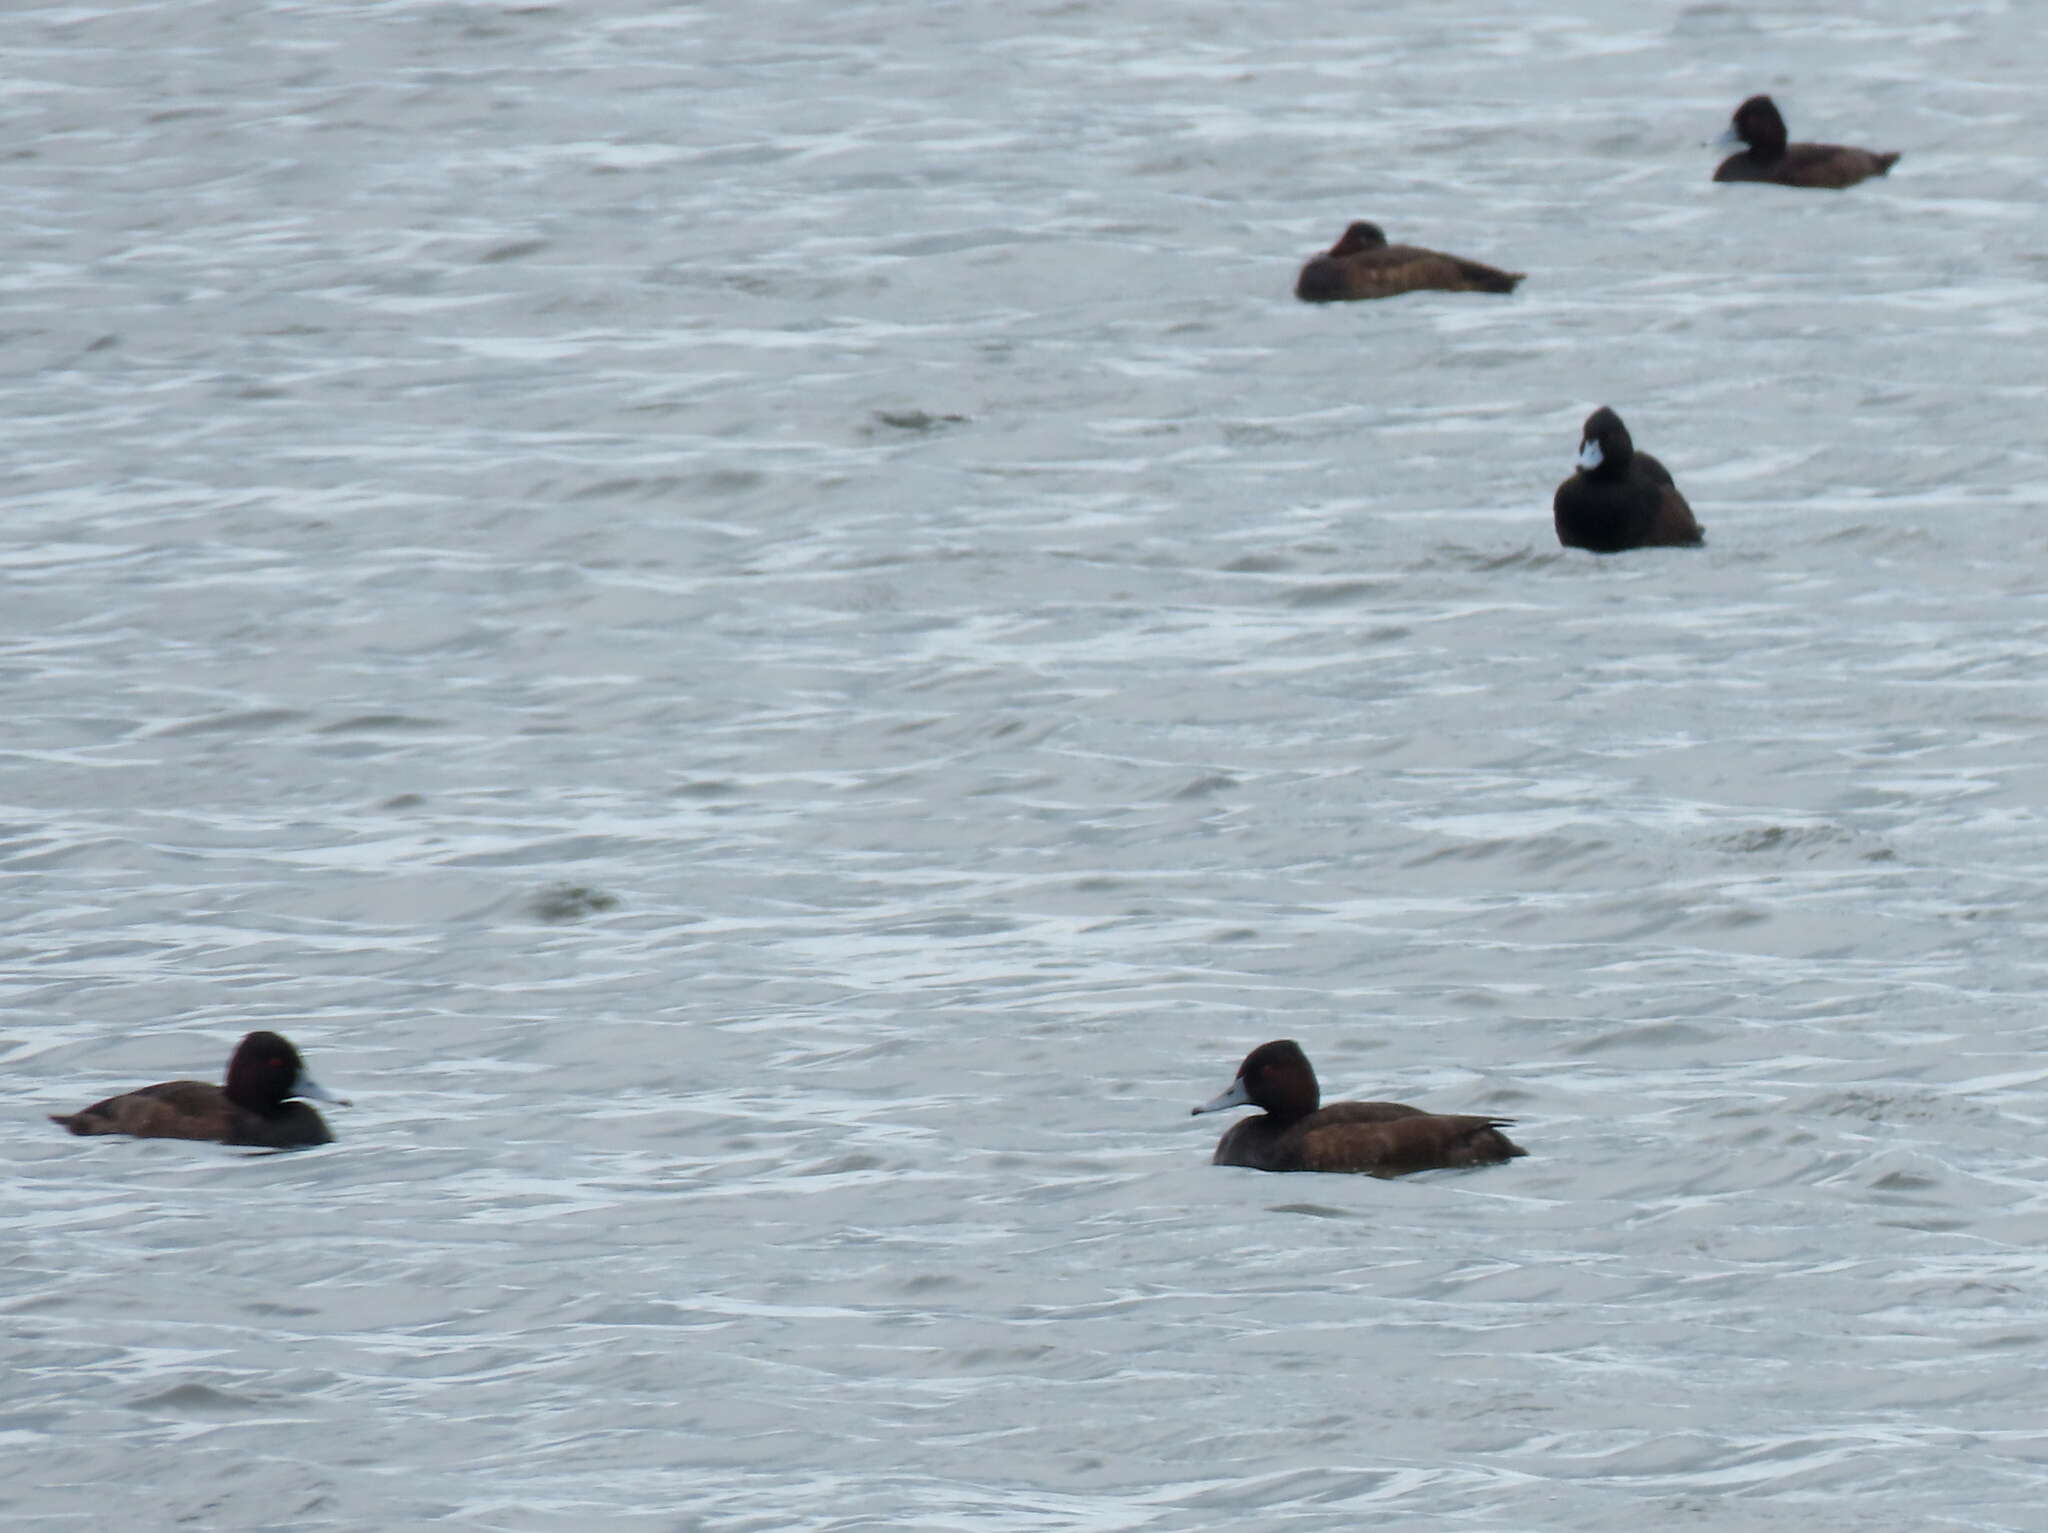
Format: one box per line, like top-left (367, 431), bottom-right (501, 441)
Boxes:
top-left (293, 1072), bottom-right (351, 1107)
top-left (1192, 1078), bottom-right (1251, 1116)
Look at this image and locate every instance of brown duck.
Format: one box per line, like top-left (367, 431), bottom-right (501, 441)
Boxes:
top-left (1294, 221), bottom-right (1523, 303)
top-left (1552, 405), bottom-right (1703, 553)
top-left (1712, 95), bottom-right (1898, 190)
top-left (1192, 1039), bottom-right (1525, 1175)
top-left (51, 1030), bottom-right (347, 1149)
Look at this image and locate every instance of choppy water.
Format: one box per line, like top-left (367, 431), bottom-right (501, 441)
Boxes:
top-left (7, 0), bottom-right (2048, 1528)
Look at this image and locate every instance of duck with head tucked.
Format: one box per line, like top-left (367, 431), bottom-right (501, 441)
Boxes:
top-left (1193, 1039), bottom-right (1525, 1176)
top-left (1294, 221), bottom-right (1523, 302)
top-left (1712, 95), bottom-right (1898, 190)
top-left (50, 1030), bottom-right (347, 1149)
top-left (1552, 405), bottom-right (1703, 553)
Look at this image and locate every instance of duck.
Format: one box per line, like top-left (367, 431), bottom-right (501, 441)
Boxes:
top-left (1192, 1039), bottom-right (1525, 1175)
top-left (1294, 221), bottom-right (1523, 302)
top-left (50, 1030), bottom-right (346, 1149)
top-left (1712, 95), bottom-right (1899, 189)
top-left (1552, 406), bottom-right (1704, 553)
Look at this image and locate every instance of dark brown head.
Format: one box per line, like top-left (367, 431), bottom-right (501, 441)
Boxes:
top-left (1722, 95), bottom-right (1788, 156)
top-left (1326, 221), bottom-right (1388, 258)
top-left (1192, 1039), bottom-right (1321, 1121)
top-left (224, 1031), bottom-right (347, 1115)
top-left (1573, 406), bottom-right (1635, 478)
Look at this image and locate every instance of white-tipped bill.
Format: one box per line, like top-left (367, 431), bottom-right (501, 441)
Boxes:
top-left (292, 1070), bottom-right (350, 1107)
top-left (1192, 1077), bottom-right (1252, 1115)
top-left (1575, 437), bottom-right (1605, 472)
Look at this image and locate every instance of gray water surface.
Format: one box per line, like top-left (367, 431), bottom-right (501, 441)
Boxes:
top-left (7, 1), bottom-right (2048, 1529)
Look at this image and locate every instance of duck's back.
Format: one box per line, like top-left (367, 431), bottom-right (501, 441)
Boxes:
top-left (1715, 143), bottom-right (1897, 189)
top-left (52, 1080), bottom-right (227, 1140)
top-left (1296, 1110), bottom-right (1525, 1176)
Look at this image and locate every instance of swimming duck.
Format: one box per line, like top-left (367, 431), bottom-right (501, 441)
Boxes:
top-left (1294, 221), bottom-right (1523, 302)
top-left (1192, 1039), bottom-right (1526, 1175)
top-left (50, 1030), bottom-right (346, 1149)
top-left (1712, 95), bottom-right (1898, 189)
top-left (1552, 406), bottom-right (1704, 553)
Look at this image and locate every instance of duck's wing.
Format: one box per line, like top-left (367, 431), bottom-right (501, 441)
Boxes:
top-left (50, 1080), bottom-right (233, 1140)
top-left (1781, 142), bottom-right (1897, 188)
top-left (1297, 1111), bottom-right (1526, 1176)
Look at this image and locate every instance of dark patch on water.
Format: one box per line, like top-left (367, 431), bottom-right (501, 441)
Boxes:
top-left (529, 883), bottom-right (620, 922)
top-left (868, 409), bottom-right (969, 434)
